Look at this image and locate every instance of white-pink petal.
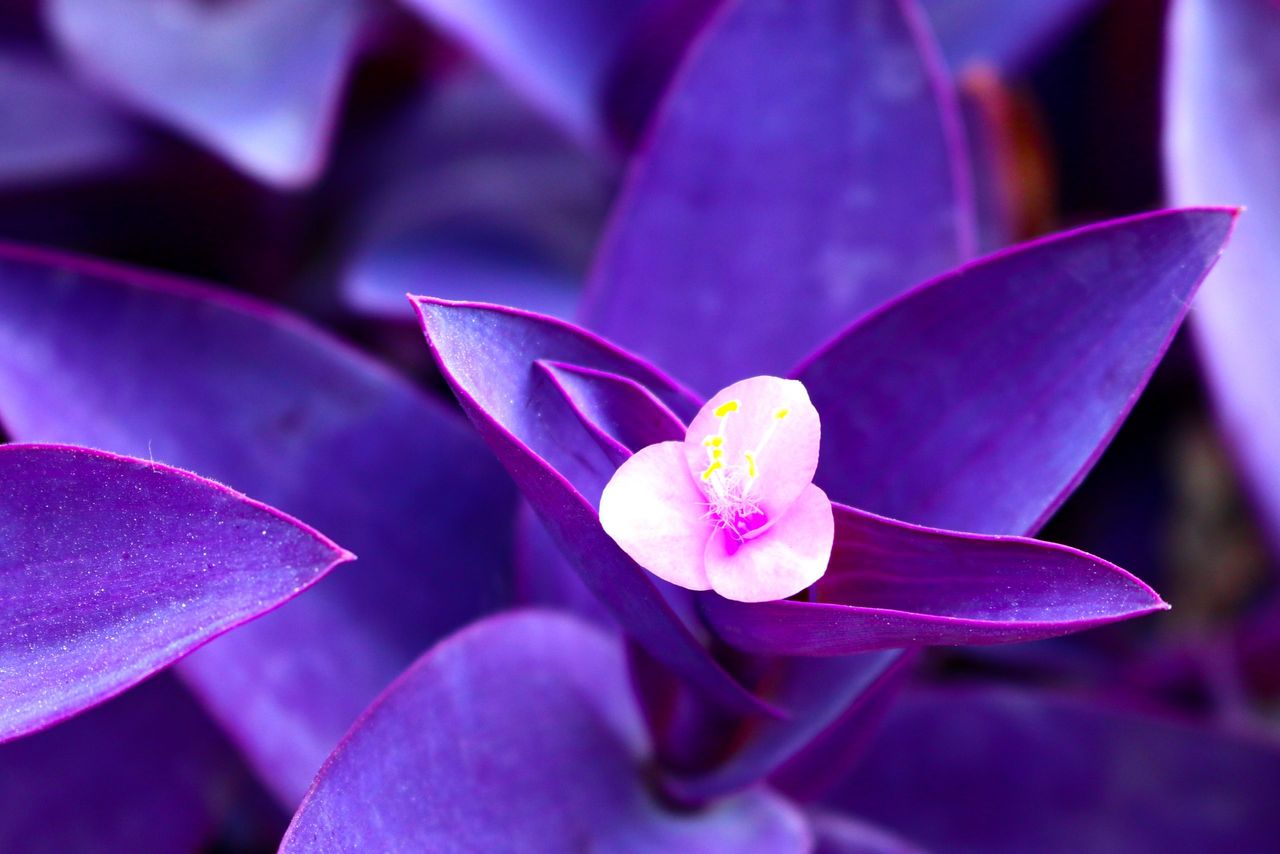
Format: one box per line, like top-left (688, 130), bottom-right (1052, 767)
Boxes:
top-left (683, 376), bottom-right (820, 520)
top-left (599, 441), bottom-right (715, 591)
top-left (703, 484), bottom-right (834, 603)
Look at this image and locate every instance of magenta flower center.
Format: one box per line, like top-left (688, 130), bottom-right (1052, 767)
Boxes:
top-left (697, 398), bottom-right (788, 545)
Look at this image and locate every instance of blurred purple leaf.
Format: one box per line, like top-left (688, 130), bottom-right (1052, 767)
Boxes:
top-left (0, 49), bottom-right (139, 187)
top-left (1, 444), bottom-right (351, 742)
top-left (1165, 0), bottom-right (1280, 555)
top-left (583, 0), bottom-right (975, 393)
top-left (827, 687), bottom-right (1280, 852)
top-left (1, 674), bottom-right (277, 853)
top-left (46, 0), bottom-right (367, 188)
top-left (808, 811), bottom-right (928, 854)
top-left (281, 611), bottom-right (810, 852)
top-left (397, 0), bottom-right (654, 146)
top-left (342, 72), bottom-right (608, 321)
top-left (0, 246), bottom-right (516, 804)
top-left (798, 208), bottom-right (1237, 535)
top-left (921, 0), bottom-right (1102, 73)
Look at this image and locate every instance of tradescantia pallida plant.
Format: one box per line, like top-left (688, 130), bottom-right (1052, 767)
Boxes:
top-left (5, 0), bottom-right (1280, 851)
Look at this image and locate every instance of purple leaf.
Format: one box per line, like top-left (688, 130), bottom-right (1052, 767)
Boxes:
top-left (281, 611), bottom-right (810, 852)
top-left (922, 0), bottom-right (1102, 73)
top-left (0, 444), bottom-right (351, 742)
top-left (514, 500), bottom-right (616, 627)
top-left (826, 687), bottom-right (1280, 852)
top-left (536, 360), bottom-right (686, 464)
top-left (1165, 0), bottom-right (1280, 555)
top-left (46, 0), bottom-right (367, 188)
top-left (0, 674), bottom-right (277, 853)
top-left (342, 72), bottom-right (608, 322)
top-left (582, 0), bottom-right (975, 393)
top-left (413, 296), bottom-right (774, 716)
top-left (797, 208), bottom-right (1237, 536)
top-left (702, 503), bottom-right (1166, 656)
top-left (0, 49), bottom-right (139, 187)
top-left (665, 652), bottom-right (911, 803)
top-left (0, 246), bottom-right (516, 804)
top-left (398, 0), bottom-right (653, 146)
top-left (808, 811), bottom-right (928, 854)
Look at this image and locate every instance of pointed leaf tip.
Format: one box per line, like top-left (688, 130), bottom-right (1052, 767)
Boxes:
top-left (797, 207), bottom-right (1237, 537)
top-left (0, 444), bottom-right (351, 743)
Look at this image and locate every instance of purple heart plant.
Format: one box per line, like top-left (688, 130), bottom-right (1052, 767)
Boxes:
top-left (5, 0), bottom-right (1280, 851)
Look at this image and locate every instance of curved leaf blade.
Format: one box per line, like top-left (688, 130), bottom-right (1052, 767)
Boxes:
top-left (1, 444), bottom-right (351, 742)
top-left (583, 0), bottom-right (974, 394)
top-left (796, 208), bottom-right (1237, 536)
top-left (0, 246), bottom-right (516, 803)
top-left (281, 611), bottom-right (810, 852)
top-left (703, 503), bottom-right (1166, 656)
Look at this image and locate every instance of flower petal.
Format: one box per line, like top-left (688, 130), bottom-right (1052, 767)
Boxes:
top-left (1166, 0), bottom-right (1280, 556)
top-left (826, 687), bottom-right (1280, 851)
top-left (702, 502), bottom-right (1166, 655)
top-left (685, 376), bottom-right (821, 521)
top-left (0, 674), bottom-right (276, 852)
top-left (600, 441), bottom-right (715, 591)
top-left (796, 208), bottom-right (1237, 536)
top-left (704, 484), bottom-right (835, 603)
top-left (0, 247), bottom-right (516, 804)
top-left (281, 611), bottom-right (810, 852)
top-left (0, 444), bottom-right (351, 742)
top-left (47, 0), bottom-right (366, 187)
top-left (583, 0), bottom-right (974, 393)
top-left (413, 297), bottom-right (773, 717)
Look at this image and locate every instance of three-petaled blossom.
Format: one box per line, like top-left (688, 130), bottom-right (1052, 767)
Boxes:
top-left (600, 375), bottom-right (834, 602)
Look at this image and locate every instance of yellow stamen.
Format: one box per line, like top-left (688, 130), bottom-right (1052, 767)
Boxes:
top-left (701, 460), bottom-right (723, 481)
top-left (714, 400), bottom-right (741, 418)
top-left (774, 408), bottom-right (789, 420)
top-left (744, 452), bottom-right (757, 478)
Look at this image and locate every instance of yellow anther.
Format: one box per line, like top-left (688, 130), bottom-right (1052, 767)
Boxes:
top-left (714, 400), bottom-right (741, 418)
top-left (712, 449), bottom-right (723, 459)
top-left (703, 435), bottom-right (724, 447)
top-left (744, 452), bottom-right (758, 479)
top-left (774, 408), bottom-right (789, 420)
top-left (701, 460), bottom-right (723, 481)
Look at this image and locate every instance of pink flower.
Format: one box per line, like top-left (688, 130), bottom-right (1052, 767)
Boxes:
top-left (599, 375), bottom-right (834, 602)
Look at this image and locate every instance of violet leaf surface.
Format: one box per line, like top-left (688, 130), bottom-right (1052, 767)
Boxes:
top-left (796, 207), bottom-right (1237, 536)
top-left (0, 673), bottom-right (277, 854)
top-left (702, 503), bottom-right (1167, 656)
top-left (0, 444), bottom-right (351, 742)
top-left (46, 0), bottom-right (367, 187)
top-left (1165, 0), bottom-right (1280, 557)
top-left (0, 246), bottom-right (517, 804)
top-left (281, 611), bottom-right (810, 853)
top-left (826, 687), bottom-right (1280, 852)
top-left (582, 0), bottom-right (975, 394)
